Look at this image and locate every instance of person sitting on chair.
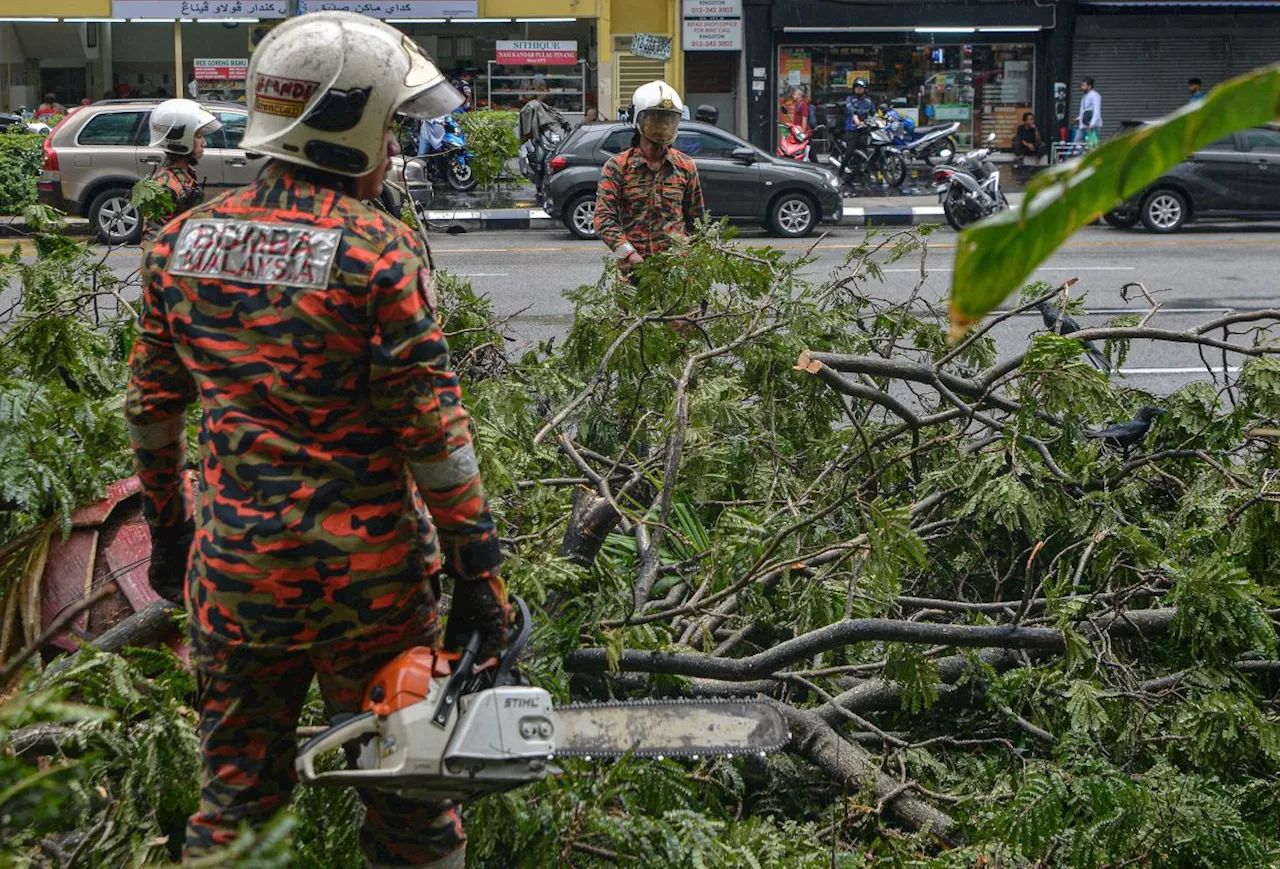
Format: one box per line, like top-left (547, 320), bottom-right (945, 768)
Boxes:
top-left (1012, 112), bottom-right (1048, 163)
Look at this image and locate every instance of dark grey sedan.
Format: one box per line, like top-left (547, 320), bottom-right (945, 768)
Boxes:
top-left (542, 121), bottom-right (845, 239)
top-left (1106, 123), bottom-right (1280, 233)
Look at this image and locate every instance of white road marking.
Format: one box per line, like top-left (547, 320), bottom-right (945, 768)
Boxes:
top-left (881, 265), bottom-right (1137, 273)
top-left (1119, 366), bottom-right (1241, 375)
top-left (453, 273), bottom-right (510, 277)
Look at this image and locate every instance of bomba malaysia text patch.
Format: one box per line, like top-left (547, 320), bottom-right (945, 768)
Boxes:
top-left (254, 73), bottom-right (320, 119)
top-left (170, 220), bottom-right (341, 290)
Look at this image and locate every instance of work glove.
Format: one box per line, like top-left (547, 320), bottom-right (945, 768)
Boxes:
top-left (147, 520), bottom-right (194, 605)
top-left (443, 574), bottom-right (512, 660)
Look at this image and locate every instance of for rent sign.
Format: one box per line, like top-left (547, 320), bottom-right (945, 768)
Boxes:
top-left (495, 40), bottom-right (578, 65)
top-left (682, 0), bottom-right (743, 51)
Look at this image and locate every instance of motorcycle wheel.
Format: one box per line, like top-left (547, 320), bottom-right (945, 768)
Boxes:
top-left (881, 151), bottom-right (908, 187)
top-left (447, 159), bottom-right (478, 192)
top-left (923, 136), bottom-right (960, 167)
top-left (943, 191), bottom-right (972, 232)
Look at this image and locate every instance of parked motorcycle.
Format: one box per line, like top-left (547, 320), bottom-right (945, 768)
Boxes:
top-left (932, 134), bottom-right (1007, 231)
top-left (880, 106), bottom-right (960, 166)
top-left (418, 115), bottom-right (477, 192)
top-left (777, 122), bottom-right (822, 162)
top-left (521, 117), bottom-right (572, 192)
top-left (828, 116), bottom-right (907, 188)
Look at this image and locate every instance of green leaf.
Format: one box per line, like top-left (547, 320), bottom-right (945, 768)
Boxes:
top-left (948, 62), bottom-right (1280, 339)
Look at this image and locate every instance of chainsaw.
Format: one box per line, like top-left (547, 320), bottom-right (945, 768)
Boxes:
top-left (296, 597), bottom-right (790, 802)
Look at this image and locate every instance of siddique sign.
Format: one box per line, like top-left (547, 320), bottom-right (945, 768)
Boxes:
top-left (496, 40), bottom-right (578, 66)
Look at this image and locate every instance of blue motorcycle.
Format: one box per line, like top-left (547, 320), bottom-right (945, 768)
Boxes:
top-left (417, 115), bottom-right (477, 192)
top-left (880, 106), bottom-right (960, 167)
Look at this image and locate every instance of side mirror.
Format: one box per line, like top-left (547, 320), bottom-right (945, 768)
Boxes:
top-left (985, 133), bottom-right (997, 144)
top-left (732, 146), bottom-right (757, 163)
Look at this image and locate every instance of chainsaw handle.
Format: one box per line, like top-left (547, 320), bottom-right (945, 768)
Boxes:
top-left (296, 712), bottom-right (397, 786)
top-left (432, 629), bottom-right (482, 727)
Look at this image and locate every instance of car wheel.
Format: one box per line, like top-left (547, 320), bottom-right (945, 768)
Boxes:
top-left (1140, 189), bottom-right (1188, 233)
top-left (564, 194), bottom-right (598, 240)
top-left (1102, 210), bottom-right (1140, 229)
top-left (769, 193), bottom-right (817, 238)
top-left (90, 188), bottom-right (142, 246)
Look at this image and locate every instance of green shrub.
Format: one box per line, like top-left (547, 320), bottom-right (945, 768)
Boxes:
top-left (458, 110), bottom-right (519, 190)
top-left (0, 132), bottom-right (43, 215)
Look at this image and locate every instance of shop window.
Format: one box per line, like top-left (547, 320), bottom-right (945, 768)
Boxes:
top-left (777, 42), bottom-right (1035, 150)
top-left (77, 112), bottom-right (145, 147)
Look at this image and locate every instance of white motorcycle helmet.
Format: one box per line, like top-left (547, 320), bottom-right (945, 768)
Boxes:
top-left (148, 98), bottom-right (222, 159)
top-left (241, 11), bottom-right (462, 177)
top-left (631, 80), bottom-right (683, 147)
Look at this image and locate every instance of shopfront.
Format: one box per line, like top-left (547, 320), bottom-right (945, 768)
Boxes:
top-left (742, 0), bottom-right (1063, 153)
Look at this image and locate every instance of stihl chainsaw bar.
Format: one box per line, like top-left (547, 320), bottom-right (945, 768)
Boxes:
top-left (554, 698), bottom-right (789, 760)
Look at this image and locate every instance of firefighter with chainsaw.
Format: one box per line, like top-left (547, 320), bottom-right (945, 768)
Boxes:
top-left (143, 98), bottom-right (218, 233)
top-left (594, 80), bottom-right (705, 284)
top-left (125, 12), bottom-right (508, 867)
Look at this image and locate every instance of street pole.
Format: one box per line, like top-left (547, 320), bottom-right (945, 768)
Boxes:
top-left (174, 21), bottom-right (183, 98)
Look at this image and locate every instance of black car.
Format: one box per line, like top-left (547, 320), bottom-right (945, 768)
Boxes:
top-left (542, 121), bottom-right (844, 239)
top-left (1106, 123), bottom-right (1280, 233)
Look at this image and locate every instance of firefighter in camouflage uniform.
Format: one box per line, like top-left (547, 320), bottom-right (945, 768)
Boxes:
top-left (144, 99), bottom-right (217, 233)
top-left (125, 12), bottom-right (509, 868)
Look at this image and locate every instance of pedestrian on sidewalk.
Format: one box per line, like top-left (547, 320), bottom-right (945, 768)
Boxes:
top-left (594, 80), bottom-right (704, 285)
top-left (1188, 78), bottom-right (1206, 102)
top-left (1072, 78), bottom-right (1102, 155)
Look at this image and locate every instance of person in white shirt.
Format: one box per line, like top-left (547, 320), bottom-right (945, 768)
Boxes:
top-left (188, 78), bottom-right (200, 100)
top-left (1074, 77), bottom-right (1102, 154)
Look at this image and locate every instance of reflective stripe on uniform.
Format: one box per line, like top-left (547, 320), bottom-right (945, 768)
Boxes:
top-left (410, 444), bottom-right (479, 491)
top-left (127, 413), bottom-right (186, 449)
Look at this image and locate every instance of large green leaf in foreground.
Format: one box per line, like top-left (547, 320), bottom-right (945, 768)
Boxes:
top-left (948, 62), bottom-right (1280, 341)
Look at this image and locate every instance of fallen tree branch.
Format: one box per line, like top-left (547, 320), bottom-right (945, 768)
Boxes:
top-left (0, 582), bottom-right (117, 685)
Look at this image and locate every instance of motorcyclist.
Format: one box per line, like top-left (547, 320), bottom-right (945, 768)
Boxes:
top-left (839, 77), bottom-right (876, 180)
top-left (126, 12), bottom-right (508, 867)
top-left (143, 98), bottom-right (220, 230)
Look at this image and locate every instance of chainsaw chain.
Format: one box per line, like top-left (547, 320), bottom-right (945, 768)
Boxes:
top-left (553, 697), bottom-right (791, 760)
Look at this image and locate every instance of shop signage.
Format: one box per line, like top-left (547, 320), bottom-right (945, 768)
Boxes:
top-left (495, 40), bottom-right (578, 65)
top-left (682, 0), bottom-right (742, 52)
top-left (934, 103), bottom-right (972, 122)
top-left (630, 33), bottom-right (672, 62)
top-left (112, 0), bottom-right (288, 17)
top-left (296, 0), bottom-right (477, 15)
top-left (194, 58), bottom-right (249, 81)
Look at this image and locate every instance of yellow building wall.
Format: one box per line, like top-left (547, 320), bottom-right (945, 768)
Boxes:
top-left (611, 0), bottom-right (667, 34)
top-left (480, 0), bottom-right (597, 16)
top-left (3, 0), bottom-right (111, 14)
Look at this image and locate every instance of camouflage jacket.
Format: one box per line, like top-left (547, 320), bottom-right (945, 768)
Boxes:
top-left (152, 164), bottom-right (201, 220)
top-left (126, 164), bottom-right (500, 649)
top-left (593, 146), bottom-right (705, 258)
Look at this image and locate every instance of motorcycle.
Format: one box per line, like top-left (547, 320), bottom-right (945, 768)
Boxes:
top-left (828, 116), bottom-right (907, 188)
top-left (417, 115), bottom-right (477, 192)
top-left (880, 106), bottom-right (960, 166)
top-left (932, 134), bottom-right (1007, 231)
top-left (521, 115), bottom-right (572, 192)
top-left (777, 122), bottom-right (822, 161)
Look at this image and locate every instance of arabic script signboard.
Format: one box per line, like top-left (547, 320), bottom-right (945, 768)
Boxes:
top-left (296, 0), bottom-right (478, 15)
top-left (112, 0), bottom-right (289, 17)
top-left (682, 0), bottom-right (743, 51)
top-left (194, 58), bottom-right (249, 81)
top-left (495, 40), bottom-right (578, 65)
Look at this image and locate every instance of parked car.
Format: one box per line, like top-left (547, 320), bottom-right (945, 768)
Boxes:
top-left (38, 99), bottom-right (431, 245)
top-left (542, 121), bottom-right (844, 240)
top-left (1105, 122), bottom-right (1280, 233)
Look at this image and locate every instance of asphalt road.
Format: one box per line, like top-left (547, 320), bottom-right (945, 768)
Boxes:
top-left (5, 221), bottom-right (1279, 395)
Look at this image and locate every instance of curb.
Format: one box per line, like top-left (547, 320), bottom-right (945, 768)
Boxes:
top-left (0, 218), bottom-right (92, 239)
top-left (422, 204), bottom-right (945, 233)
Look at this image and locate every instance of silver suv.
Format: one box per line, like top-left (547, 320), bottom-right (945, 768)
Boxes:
top-left (39, 99), bottom-right (431, 245)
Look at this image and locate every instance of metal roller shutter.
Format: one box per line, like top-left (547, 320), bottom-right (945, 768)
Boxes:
top-left (1070, 34), bottom-right (1228, 137)
top-left (614, 37), bottom-right (668, 113)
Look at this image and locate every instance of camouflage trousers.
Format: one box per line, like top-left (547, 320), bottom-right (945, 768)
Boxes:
top-left (185, 594), bottom-right (464, 866)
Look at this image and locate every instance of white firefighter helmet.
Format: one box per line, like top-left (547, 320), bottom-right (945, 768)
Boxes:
top-left (148, 98), bottom-right (222, 157)
top-left (241, 11), bottom-right (462, 177)
top-left (631, 80), bottom-right (683, 146)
